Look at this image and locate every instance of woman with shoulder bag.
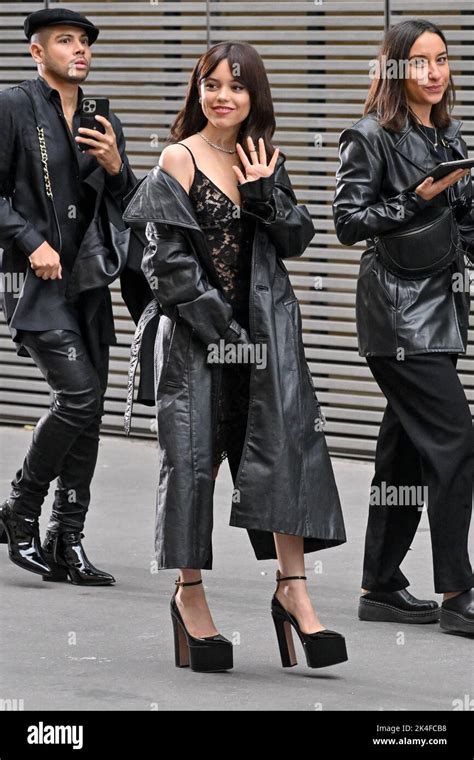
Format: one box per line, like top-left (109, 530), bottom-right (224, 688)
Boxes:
top-left (333, 19), bottom-right (474, 637)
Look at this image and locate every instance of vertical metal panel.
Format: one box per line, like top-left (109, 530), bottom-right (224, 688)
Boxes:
top-left (0, 1), bottom-right (472, 458)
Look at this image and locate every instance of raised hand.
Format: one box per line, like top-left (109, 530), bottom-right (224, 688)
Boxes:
top-left (232, 136), bottom-right (279, 184)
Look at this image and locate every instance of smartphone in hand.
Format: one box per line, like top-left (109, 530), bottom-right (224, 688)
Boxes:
top-left (77, 97), bottom-right (110, 152)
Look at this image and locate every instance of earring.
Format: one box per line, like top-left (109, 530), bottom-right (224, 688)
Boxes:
top-left (198, 97), bottom-right (202, 103)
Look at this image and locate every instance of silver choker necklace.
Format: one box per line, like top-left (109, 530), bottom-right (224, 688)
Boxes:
top-left (197, 131), bottom-right (236, 154)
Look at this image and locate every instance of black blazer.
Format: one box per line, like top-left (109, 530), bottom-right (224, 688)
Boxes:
top-left (0, 78), bottom-right (137, 367)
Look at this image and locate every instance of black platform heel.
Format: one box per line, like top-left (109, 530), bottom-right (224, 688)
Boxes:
top-left (271, 570), bottom-right (348, 669)
top-left (170, 578), bottom-right (233, 672)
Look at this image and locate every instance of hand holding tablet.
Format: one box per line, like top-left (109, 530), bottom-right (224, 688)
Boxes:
top-left (405, 158), bottom-right (474, 197)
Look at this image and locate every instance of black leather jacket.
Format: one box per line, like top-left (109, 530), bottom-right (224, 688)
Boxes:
top-left (332, 112), bottom-right (474, 356)
top-left (0, 78), bottom-right (136, 367)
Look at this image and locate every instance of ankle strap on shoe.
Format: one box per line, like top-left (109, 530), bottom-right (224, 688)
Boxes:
top-left (276, 573), bottom-right (307, 583)
top-left (175, 578), bottom-right (203, 587)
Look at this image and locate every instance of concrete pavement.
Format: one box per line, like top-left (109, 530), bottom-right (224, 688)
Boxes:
top-left (0, 425), bottom-right (472, 711)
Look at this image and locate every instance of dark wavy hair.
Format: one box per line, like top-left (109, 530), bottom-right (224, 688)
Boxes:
top-left (364, 19), bottom-right (455, 132)
top-left (166, 41), bottom-right (282, 162)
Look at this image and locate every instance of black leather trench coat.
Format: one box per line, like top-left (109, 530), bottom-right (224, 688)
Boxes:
top-left (123, 156), bottom-right (346, 569)
top-left (332, 113), bottom-right (474, 357)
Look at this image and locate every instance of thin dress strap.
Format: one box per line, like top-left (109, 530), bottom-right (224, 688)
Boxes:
top-left (174, 142), bottom-right (198, 189)
top-left (176, 142), bottom-right (198, 168)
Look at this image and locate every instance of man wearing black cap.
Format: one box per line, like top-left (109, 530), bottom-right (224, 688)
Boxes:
top-left (0, 9), bottom-right (137, 585)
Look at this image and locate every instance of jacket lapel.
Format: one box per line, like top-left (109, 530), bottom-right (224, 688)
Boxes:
top-left (392, 115), bottom-right (463, 171)
top-left (123, 166), bottom-right (202, 231)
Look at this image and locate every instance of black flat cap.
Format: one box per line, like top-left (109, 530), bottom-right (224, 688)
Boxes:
top-left (24, 8), bottom-right (99, 45)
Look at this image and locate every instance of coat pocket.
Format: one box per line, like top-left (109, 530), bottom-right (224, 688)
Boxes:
top-left (371, 260), bottom-right (418, 311)
top-left (161, 321), bottom-right (191, 388)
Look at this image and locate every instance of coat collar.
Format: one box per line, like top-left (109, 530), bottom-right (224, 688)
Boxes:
top-left (123, 165), bottom-right (202, 231)
top-left (392, 114), bottom-right (463, 171)
top-left (123, 163), bottom-right (233, 292)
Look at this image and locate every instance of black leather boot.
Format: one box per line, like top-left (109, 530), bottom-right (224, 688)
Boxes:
top-left (42, 530), bottom-right (115, 586)
top-left (0, 500), bottom-right (52, 576)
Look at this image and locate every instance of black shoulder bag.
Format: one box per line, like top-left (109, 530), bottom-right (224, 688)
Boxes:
top-left (374, 205), bottom-right (459, 279)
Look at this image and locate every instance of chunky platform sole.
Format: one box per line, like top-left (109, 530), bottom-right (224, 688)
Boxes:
top-left (359, 597), bottom-right (440, 624)
top-left (440, 608), bottom-right (474, 636)
top-left (271, 608), bottom-right (348, 668)
top-left (171, 609), bottom-right (233, 672)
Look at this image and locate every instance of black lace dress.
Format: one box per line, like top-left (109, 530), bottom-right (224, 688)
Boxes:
top-left (179, 143), bottom-right (254, 470)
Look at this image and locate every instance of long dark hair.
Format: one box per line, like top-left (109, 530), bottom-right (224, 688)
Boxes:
top-left (167, 41), bottom-right (281, 162)
top-left (364, 19), bottom-right (455, 132)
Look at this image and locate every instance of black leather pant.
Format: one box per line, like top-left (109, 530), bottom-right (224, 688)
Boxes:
top-left (9, 329), bottom-right (109, 532)
top-left (363, 352), bottom-right (474, 594)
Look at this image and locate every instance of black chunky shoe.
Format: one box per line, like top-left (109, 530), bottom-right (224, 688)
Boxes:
top-left (271, 570), bottom-right (348, 669)
top-left (0, 500), bottom-right (52, 576)
top-left (42, 530), bottom-right (115, 586)
top-left (170, 578), bottom-right (233, 672)
top-left (358, 588), bottom-right (440, 624)
top-left (440, 589), bottom-right (474, 636)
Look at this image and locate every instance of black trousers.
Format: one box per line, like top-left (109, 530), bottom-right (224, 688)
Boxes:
top-left (363, 352), bottom-right (474, 594)
top-left (9, 329), bottom-right (109, 532)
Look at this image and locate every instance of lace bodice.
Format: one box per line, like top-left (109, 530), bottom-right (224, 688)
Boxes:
top-left (189, 167), bottom-right (253, 323)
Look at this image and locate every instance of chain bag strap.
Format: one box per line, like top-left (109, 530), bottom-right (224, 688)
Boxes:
top-left (17, 84), bottom-right (62, 253)
top-left (36, 125), bottom-right (54, 200)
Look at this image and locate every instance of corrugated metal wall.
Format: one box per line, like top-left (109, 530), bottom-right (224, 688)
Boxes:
top-left (0, 1), bottom-right (473, 457)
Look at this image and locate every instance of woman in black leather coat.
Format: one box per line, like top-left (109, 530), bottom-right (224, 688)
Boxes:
top-left (333, 19), bottom-right (474, 637)
top-left (125, 42), bottom-right (348, 671)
